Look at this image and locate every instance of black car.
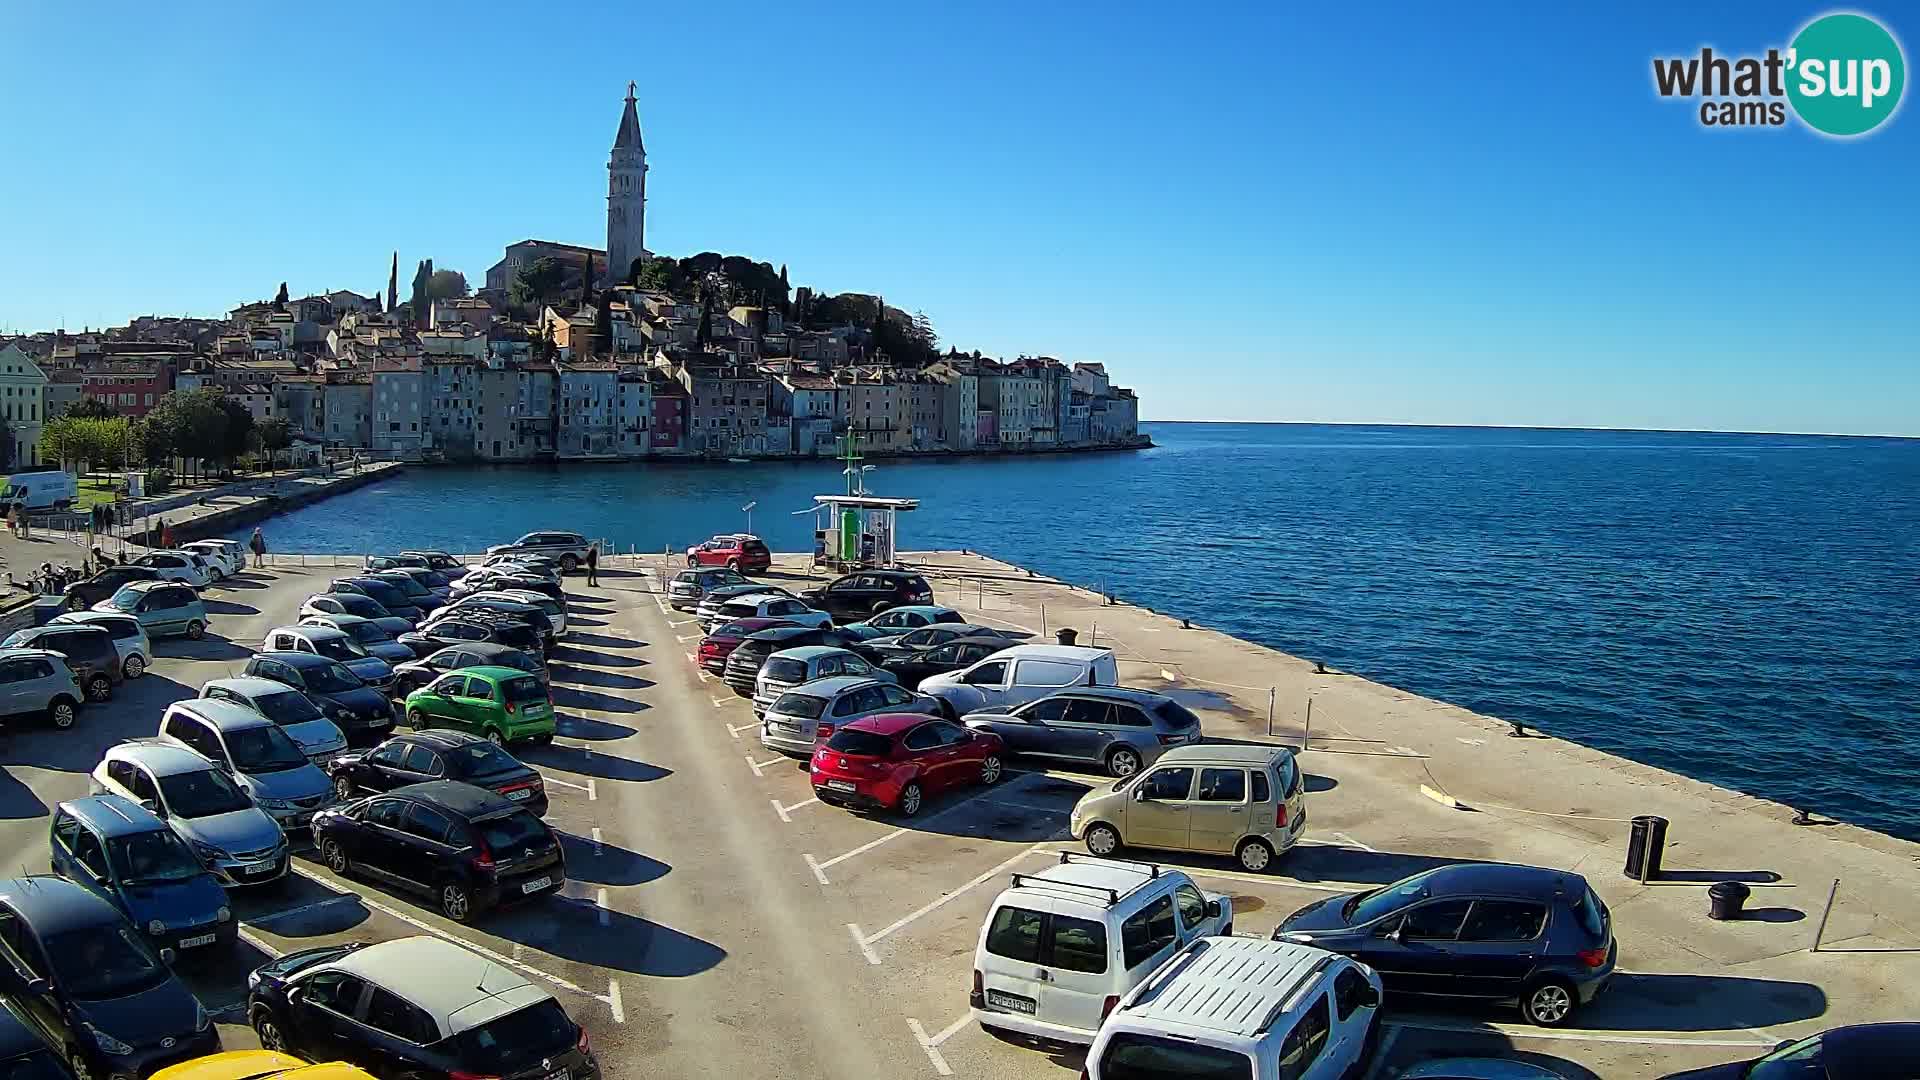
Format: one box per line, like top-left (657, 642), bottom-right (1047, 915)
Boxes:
top-left (398, 616), bottom-right (545, 661)
top-left (368, 571), bottom-right (450, 611)
top-left (438, 599), bottom-right (555, 648)
top-left (0, 876), bottom-right (219, 1079)
top-left (863, 623), bottom-right (1025, 661)
top-left (330, 578), bottom-right (423, 624)
top-left (329, 731), bottom-right (548, 815)
top-left (60, 566), bottom-right (162, 613)
top-left (721, 625), bottom-right (884, 695)
top-left (801, 570), bottom-right (934, 622)
top-left (0, 997), bottom-right (74, 1080)
top-left (401, 550), bottom-right (469, 578)
top-left (247, 937), bottom-right (600, 1080)
top-left (12, 626), bottom-right (120, 702)
top-left (1273, 863), bottom-right (1617, 1027)
top-left (393, 643), bottom-right (547, 696)
top-left (313, 781), bottom-right (565, 923)
top-left (1660, 1024), bottom-right (1920, 1079)
top-left (243, 651), bottom-right (396, 744)
top-left (881, 635), bottom-right (1016, 691)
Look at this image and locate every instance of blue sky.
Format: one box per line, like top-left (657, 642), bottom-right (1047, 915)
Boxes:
top-left (1, 2), bottom-right (1914, 435)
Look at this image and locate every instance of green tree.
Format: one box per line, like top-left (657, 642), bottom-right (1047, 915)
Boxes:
top-left (216, 396), bottom-right (255, 471)
top-left (274, 282), bottom-right (289, 311)
top-left (152, 389), bottom-right (229, 483)
top-left (65, 398), bottom-right (118, 420)
top-left (136, 412), bottom-right (176, 468)
top-left (409, 259), bottom-right (434, 329)
top-left (426, 269), bottom-right (469, 300)
top-left (512, 257), bottom-right (569, 310)
top-left (38, 417), bottom-right (76, 470)
top-left (253, 417), bottom-right (293, 476)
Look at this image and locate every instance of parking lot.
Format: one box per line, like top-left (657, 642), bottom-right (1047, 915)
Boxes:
top-left (0, 557), bottom-right (1908, 1080)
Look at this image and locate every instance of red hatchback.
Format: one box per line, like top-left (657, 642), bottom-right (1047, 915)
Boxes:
top-left (698, 616), bottom-right (795, 673)
top-left (687, 534), bottom-right (773, 573)
top-left (811, 713), bottom-right (1006, 817)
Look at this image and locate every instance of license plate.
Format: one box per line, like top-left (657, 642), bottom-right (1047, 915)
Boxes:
top-left (180, 933), bottom-right (218, 948)
top-left (505, 789), bottom-right (532, 801)
top-left (773, 721), bottom-right (799, 734)
top-left (986, 990), bottom-right (1036, 1014)
top-left (521, 876), bottom-right (551, 895)
top-left (825, 780), bottom-right (856, 792)
top-left (241, 860), bottom-right (276, 875)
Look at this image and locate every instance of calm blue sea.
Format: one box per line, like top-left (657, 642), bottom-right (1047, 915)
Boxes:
top-left (240, 423), bottom-right (1920, 840)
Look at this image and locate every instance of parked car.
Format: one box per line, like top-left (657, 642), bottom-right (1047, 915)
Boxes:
top-left (0, 875), bottom-right (220, 1079)
top-left (697, 617), bottom-right (798, 674)
top-left (49, 610), bottom-right (153, 680)
top-left (313, 783), bottom-right (566, 921)
top-left (2, 624), bottom-right (121, 702)
top-left (262, 625), bottom-right (396, 693)
top-left (964, 687), bottom-right (1203, 779)
top-left (710, 594), bottom-right (831, 632)
top-left (296, 613), bottom-right (415, 664)
top-left (685, 533), bottom-right (772, 572)
top-left (1657, 1024), bottom-right (1920, 1080)
top-left (245, 936), bottom-right (599, 1078)
top-left (0, 997), bottom-right (75, 1080)
top-left (241, 652), bottom-right (395, 745)
top-left (477, 552), bottom-right (561, 579)
top-left (299, 593), bottom-right (413, 637)
top-left (391, 643), bottom-right (546, 697)
top-left (842, 605), bottom-right (966, 640)
top-left (403, 666), bottom-right (556, 747)
top-left (442, 590), bottom-right (567, 637)
top-left (801, 569), bottom-right (934, 622)
top-left (1400, 1061), bottom-right (1571, 1080)
top-left (49, 796), bottom-right (234, 959)
top-left (199, 677), bottom-right (348, 766)
top-left (59, 564), bottom-right (160, 613)
top-left (95, 580), bottom-right (209, 640)
top-left (398, 614), bottom-right (546, 662)
top-left (485, 531), bottom-right (593, 573)
top-left (328, 579), bottom-right (422, 624)
top-left (761, 675), bottom-right (937, 756)
top-left (90, 742), bottom-right (288, 887)
top-left (0, 648), bottom-right (84, 730)
top-left (182, 540), bottom-right (247, 580)
top-left (328, 731), bottom-right (547, 815)
top-left (667, 566), bottom-right (750, 610)
top-left (400, 550), bottom-right (469, 578)
top-left (1087, 936), bottom-right (1382, 1080)
top-left (152, 1050), bottom-right (378, 1080)
top-left (1073, 744), bottom-right (1307, 872)
top-left (882, 635), bottom-right (1019, 691)
top-left (919, 643), bottom-right (1119, 717)
top-left (724, 626), bottom-right (887, 697)
top-left (1272, 862), bottom-right (1617, 1026)
top-left (131, 550), bottom-right (213, 588)
top-left (449, 568), bottom-right (563, 603)
top-left (694, 582), bottom-right (796, 628)
top-left (367, 569), bottom-right (450, 610)
top-left (811, 714), bottom-right (1004, 817)
top-left (430, 598), bottom-right (555, 649)
top-left (752, 645), bottom-right (896, 716)
top-left (366, 553), bottom-right (431, 573)
top-left (156, 701), bottom-right (336, 832)
top-left (971, 854), bottom-right (1232, 1044)
top-left (859, 621), bottom-right (1019, 659)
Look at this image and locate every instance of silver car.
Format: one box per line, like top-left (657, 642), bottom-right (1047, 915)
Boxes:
top-left (760, 674), bottom-right (939, 756)
top-left (263, 625), bottom-right (396, 693)
top-left (298, 613), bottom-right (415, 664)
top-left (697, 584), bottom-right (796, 629)
top-left (448, 590), bottom-right (568, 636)
top-left (484, 531), bottom-right (593, 573)
top-left (0, 647), bottom-right (84, 729)
top-left (962, 686), bottom-right (1204, 779)
top-left (49, 610), bottom-right (153, 679)
top-left (90, 741), bottom-right (289, 886)
top-left (156, 699), bottom-right (335, 830)
top-left (668, 567), bottom-right (750, 611)
top-left (199, 676), bottom-right (348, 766)
top-left (753, 646), bottom-right (896, 717)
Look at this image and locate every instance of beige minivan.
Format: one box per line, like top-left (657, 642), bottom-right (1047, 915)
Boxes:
top-left (1069, 744), bottom-right (1307, 872)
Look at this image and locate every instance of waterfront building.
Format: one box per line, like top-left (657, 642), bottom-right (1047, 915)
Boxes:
top-left (371, 356), bottom-right (425, 456)
top-left (319, 376), bottom-right (373, 447)
top-left (647, 368), bottom-right (685, 452)
top-left (81, 357), bottom-right (173, 417)
top-left (615, 367), bottom-right (652, 458)
top-left (923, 360), bottom-right (978, 451)
top-left (679, 362), bottom-right (767, 456)
top-left (0, 343), bottom-right (48, 467)
top-left (557, 358), bottom-right (619, 458)
top-left (424, 355), bottom-right (480, 459)
top-left (44, 368), bottom-right (83, 421)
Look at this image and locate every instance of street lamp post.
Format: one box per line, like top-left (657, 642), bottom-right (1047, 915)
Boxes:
top-left (742, 500), bottom-right (756, 536)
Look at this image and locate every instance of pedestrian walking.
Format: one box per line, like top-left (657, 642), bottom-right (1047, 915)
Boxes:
top-left (249, 527), bottom-right (268, 568)
top-left (586, 542), bottom-right (599, 586)
top-left (5, 505), bottom-right (16, 539)
top-left (158, 518), bottom-right (172, 549)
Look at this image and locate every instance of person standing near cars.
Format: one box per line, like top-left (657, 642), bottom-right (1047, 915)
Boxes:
top-left (586, 542), bottom-right (599, 586)
top-left (250, 527), bottom-right (268, 568)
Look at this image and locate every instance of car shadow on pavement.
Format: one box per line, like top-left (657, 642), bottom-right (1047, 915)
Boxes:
top-left (547, 646), bottom-right (646, 669)
top-left (0, 674), bottom-right (200, 780)
top-left (565, 631), bottom-right (647, 650)
top-left (520, 746), bottom-right (668, 784)
top-left (551, 687), bottom-right (648, 715)
top-left (212, 575), bottom-right (272, 591)
top-left (568, 617), bottom-right (609, 627)
top-left (154, 638), bottom-right (253, 661)
top-left (1374, 1022), bottom-right (1602, 1080)
top-left (202, 599), bottom-right (262, 616)
top-left (548, 668), bottom-right (652, 692)
top-left (556, 833), bottom-right (670, 886)
top-left (553, 713), bottom-right (639, 741)
top-left (1279, 845), bottom-right (1491, 886)
top-left (491, 897), bottom-right (726, 977)
top-left (0, 769), bottom-right (47, 821)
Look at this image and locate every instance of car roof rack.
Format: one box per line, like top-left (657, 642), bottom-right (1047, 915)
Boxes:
top-left (1007, 874), bottom-right (1123, 906)
top-left (1058, 850), bottom-right (1162, 878)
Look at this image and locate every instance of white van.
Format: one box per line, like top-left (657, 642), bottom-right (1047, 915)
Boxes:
top-left (0, 468), bottom-right (77, 511)
top-left (920, 643), bottom-right (1118, 717)
top-left (1088, 936), bottom-right (1384, 1080)
top-left (970, 854), bottom-right (1232, 1045)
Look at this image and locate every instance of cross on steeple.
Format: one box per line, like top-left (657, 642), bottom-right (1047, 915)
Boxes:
top-left (626, 80), bottom-right (636, 101)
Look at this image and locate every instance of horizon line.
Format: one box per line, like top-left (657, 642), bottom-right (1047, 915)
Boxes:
top-left (1137, 418), bottom-right (1920, 442)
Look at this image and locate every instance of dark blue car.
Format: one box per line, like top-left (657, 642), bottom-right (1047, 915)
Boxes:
top-left (0, 995), bottom-right (74, 1080)
top-left (49, 797), bottom-right (234, 962)
top-left (242, 651), bottom-right (396, 745)
top-left (1273, 862), bottom-right (1616, 1026)
top-left (1659, 1023), bottom-right (1920, 1079)
top-left (0, 876), bottom-right (219, 1079)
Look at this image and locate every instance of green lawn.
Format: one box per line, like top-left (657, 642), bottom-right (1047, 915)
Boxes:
top-left (75, 477), bottom-right (120, 509)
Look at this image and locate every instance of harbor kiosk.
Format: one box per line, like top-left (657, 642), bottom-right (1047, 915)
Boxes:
top-left (810, 493), bottom-right (920, 569)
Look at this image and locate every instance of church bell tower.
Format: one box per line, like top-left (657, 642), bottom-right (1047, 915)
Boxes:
top-left (606, 82), bottom-right (649, 289)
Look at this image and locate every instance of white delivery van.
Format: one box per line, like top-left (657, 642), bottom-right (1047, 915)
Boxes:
top-left (0, 468), bottom-right (78, 511)
top-left (919, 643), bottom-right (1118, 717)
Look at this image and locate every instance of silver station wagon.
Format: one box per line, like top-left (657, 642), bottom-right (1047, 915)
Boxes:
top-left (759, 674), bottom-right (938, 756)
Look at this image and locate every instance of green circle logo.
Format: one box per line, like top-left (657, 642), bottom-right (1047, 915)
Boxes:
top-left (1787, 13), bottom-right (1906, 136)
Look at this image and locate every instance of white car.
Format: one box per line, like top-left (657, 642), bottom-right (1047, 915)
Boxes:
top-left (200, 676), bottom-right (348, 766)
top-left (298, 593), bottom-right (413, 637)
top-left (184, 539), bottom-right (247, 579)
top-left (972, 854), bottom-right (1232, 1045)
top-left (133, 549), bottom-right (213, 587)
top-left (707, 593), bottom-right (831, 632)
top-left (919, 644), bottom-right (1120, 717)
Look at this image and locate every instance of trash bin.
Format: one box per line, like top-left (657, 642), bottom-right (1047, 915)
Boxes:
top-left (1709, 881), bottom-right (1750, 920)
top-left (1056, 628), bottom-right (1078, 646)
top-left (1623, 815), bottom-right (1669, 880)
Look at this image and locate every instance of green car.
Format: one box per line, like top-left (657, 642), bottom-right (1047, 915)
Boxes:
top-left (403, 665), bottom-right (556, 746)
top-left (91, 580), bottom-right (209, 640)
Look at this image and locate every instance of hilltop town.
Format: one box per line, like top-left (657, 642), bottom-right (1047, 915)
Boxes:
top-left (0, 86), bottom-right (1143, 468)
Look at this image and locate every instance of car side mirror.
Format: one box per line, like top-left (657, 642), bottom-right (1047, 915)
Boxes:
top-left (1205, 899), bottom-right (1223, 919)
top-left (1132, 787), bottom-right (1151, 803)
top-left (24, 977), bottom-right (49, 997)
top-left (1357, 984), bottom-right (1381, 1008)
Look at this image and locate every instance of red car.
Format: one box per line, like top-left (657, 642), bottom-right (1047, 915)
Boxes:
top-left (686, 534), bottom-right (772, 573)
top-left (811, 713), bottom-right (1005, 817)
top-left (698, 616), bottom-right (796, 673)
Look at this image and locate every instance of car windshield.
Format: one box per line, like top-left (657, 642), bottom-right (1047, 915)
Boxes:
top-left (253, 690), bottom-right (323, 725)
top-left (1745, 1035), bottom-right (1825, 1079)
top-left (502, 676), bottom-right (547, 704)
top-left (476, 810), bottom-right (548, 852)
top-left (310, 635), bottom-right (366, 661)
top-left (494, 651), bottom-right (540, 673)
top-left (43, 924), bottom-right (169, 1000)
top-left (227, 725), bottom-right (309, 772)
top-left (305, 662), bottom-right (363, 693)
top-left (107, 588), bottom-right (143, 612)
top-left (157, 768), bottom-right (252, 817)
top-left (384, 576), bottom-right (431, 598)
top-left (763, 658), bottom-right (809, 683)
top-left (339, 594), bottom-right (389, 618)
top-left (342, 622), bottom-right (392, 644)
top-left (771, 693), bottom-right (827, 719)
top-left (107, 830), bottom-right (204, 885)
top-left (714, 620), bottom-right (758, 638)
top-left (450, 999), bottom-right (575, 1074)
top-left (449, 743), bottom-right (520, 777)
top-left (1344, 869), bottom-right (1441, 924)
top-left (824, 729), bottom-right (892, 756)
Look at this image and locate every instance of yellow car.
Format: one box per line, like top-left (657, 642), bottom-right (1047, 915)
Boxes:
top-left (152, 1051), bottom-right (377, 1080)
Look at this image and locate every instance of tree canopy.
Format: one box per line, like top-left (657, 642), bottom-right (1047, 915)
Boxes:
top-left (64, 398), bottom-right (119, 420)
top-left (426, 269), bottom-right (469, 300)
top-left (513, 257), bottom-right (571, 310)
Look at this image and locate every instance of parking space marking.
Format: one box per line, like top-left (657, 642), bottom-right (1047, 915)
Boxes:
top-left (728, 721), bottom-right (759, 740)
top-left (710, 696), bottom-right (733, 708)
top-left (927, 1013), bottom-right (972, 1047)
top-left (808, 829), bottom-right (907, 882)
top-left (539, 772), bottom-right (592, 792)
top-left (1360, 1026), bottom-right (1399, 1080)
top-left (1034, 849), bottom-right (1358, 893)
top-left (858, 844), bottom-right (1046, 957)
top-left (805, 853), bottom-right (830, 885)
top-left (596, 888), bottom-right (610, 928)
top-left (1385, 1020), bottom-right (1775, 1048)
top-left (906, 1017), bottom-right (955, 1076)
top-left (238, 926), bottom-right (283, 958)
top-left (771, 796), bottom-right (818, 823)
top-left (608, 978), bottom-right (624, 1023)
top-left (591, 828), bottom-right (603, 855)
top-left (678, 634), bottom-right (698, 642)
top-left (1327, 831), bottom-right (1376, 853)
top-left (847, 923), bottom-right (883, 965)
top-left (243, 893), bottom-right (362, 927)
top-left (745, 754), bottom-right (788, 777)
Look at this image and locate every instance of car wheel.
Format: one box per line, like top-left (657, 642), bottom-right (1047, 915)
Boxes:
top-left (64, 594), bottom-right (85, 612)
top-left (896, 782), bottom-right (924, 817)
top-left (978, 755), bottom-right (1003, 785)
top-left (333, 775), bottom-right (356, 801)
top-left (872, 601), bottom-right (890, 614)
top-left (322, 838), bottom-right (350, 876)
top-left (726, 558), bottom-right (740, 571)
top-left (85, 676), bottom-right (111, 702)
top-left (252, 1007), bottom-right (287, 1052)
top-left (1106, 746), bottom-right (1142, 778)
top-left (1236, 838), bottom-right (1276, 873)
top-left (66, 1048), bottom-right (93, 1080)
top-left (185, 620), bottom-right (205, 640)
top-left (486, 729), bottom-right (505, 747)
top-left (48, 698), bottom-right (77, 730)
top-left (1522, 978), bottom-right (1578, 1027)
top-left (559, 554), bottom-right (578, 574)
top-left (123, 654), bottom-right (145, 679)
top-left (1084, 823), bottom-right (1122, 857)
top-left (408, 708), bottom-right (430, 730)
top-left (440, 882), bottom-right (474, 923)
top-left (686, 555), bottom-right (699, 567)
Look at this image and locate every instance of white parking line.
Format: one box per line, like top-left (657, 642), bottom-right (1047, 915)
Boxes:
top-left (804, 854), bottom-right (830, 885)
top-left (1034, 849), bottom-right (1359, 893)
top-left (847, 923), bottom-right (883, 966)
top-left (1385, 1020), bottom-right (1775, 1048)
top-left (678, 634), bottom-right (698, 642)
top-left (810, 829), bottom-right (907, 880)
top-left (596, 888), bottom-right (610, 928)
top-left (591, 828), bottom-right (603, 855)
top-left (710, 697), bottom-right (733, 708)
top-left (1327, 831), bottom-right (1377, 853)
top-left (906, 1017), bottom-right (954, 1076)
top-left (608, 978), bottom-right (624, 1023)
top-left (243, 893), bottom-right (361, 926)
top-left (539, 772), bottom-right (593, 794)
top-left (927, 1013), bottom-right (972, 1046)
top-left (745, 753), bottom-right (788, 777)
top-left (238, 927), bottom-right (283, 958)
top-left (858, 845), bottom-right (1045, 956)
top-left (771, 796), bottom-right (818, 823)
top-left (728, 721), bottom-right (759, 740)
